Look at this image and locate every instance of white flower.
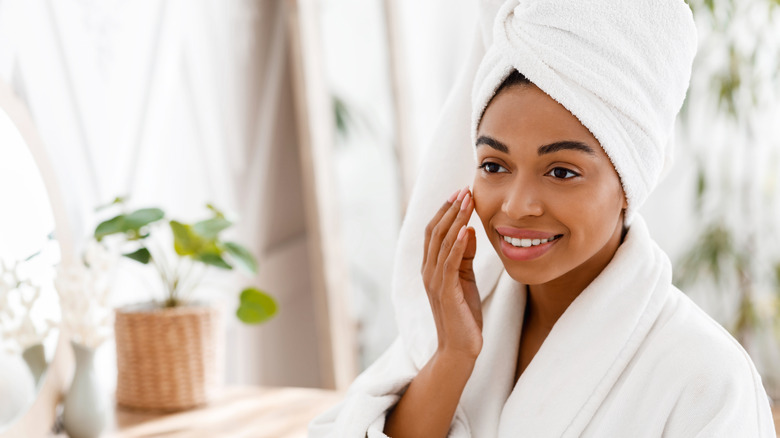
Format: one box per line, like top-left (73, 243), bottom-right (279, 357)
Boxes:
top-left (84, 239), bottom-right (119, 275)
top-left (0, 260), bottom-right (52, 353)
top-left (55, 240), bottom-right (117, 349)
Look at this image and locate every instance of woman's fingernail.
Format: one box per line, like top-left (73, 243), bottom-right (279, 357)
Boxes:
top-left (447, 189), bottom-right (460, 203)
top-left (460, 193), bottom-right (471, 211)
top-left (457, 225), bottom-right (467, 240)
top-left (456, 186), bottom-right (468, 201)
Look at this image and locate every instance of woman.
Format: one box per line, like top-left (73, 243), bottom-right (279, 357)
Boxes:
top-left (310, 0), bottom-right (776, 436)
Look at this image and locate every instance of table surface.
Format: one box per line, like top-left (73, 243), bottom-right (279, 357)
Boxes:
top-left (106, 386), bottom-right (341, 438)
top-left (49, 386), bottom-right (780, 437)
top-left (112, 402), bottom-right (780, 437)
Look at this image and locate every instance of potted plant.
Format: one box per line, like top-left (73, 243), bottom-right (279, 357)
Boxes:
top-left (94, 199), bottom-right (276, 411)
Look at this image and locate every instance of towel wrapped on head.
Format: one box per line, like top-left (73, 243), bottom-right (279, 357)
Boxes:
top-left (472, 0), bottom-right (698, 223)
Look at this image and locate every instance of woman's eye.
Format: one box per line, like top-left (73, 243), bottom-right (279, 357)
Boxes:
top-left (479, 162), bottom-right (507, 174)
top-left (547, 167), bottom-right (579, 179)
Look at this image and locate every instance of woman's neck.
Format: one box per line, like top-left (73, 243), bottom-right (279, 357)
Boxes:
top-left (526, 224), bottom-right (627, 329)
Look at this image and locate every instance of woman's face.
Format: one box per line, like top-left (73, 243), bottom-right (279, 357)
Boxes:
top-left (473, 84), bottom-right (626, 287)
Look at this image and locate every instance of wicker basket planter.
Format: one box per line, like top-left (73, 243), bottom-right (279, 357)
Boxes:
top-left (114, 303), bottom-right (220, 411)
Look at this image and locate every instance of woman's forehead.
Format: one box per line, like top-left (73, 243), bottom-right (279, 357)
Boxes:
top-left (478, 85), bottom-right (602, 152)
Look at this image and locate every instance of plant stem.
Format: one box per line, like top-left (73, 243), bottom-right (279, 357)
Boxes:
top-left (147, 234), bottom-right (176, 304)
top-left (179, 260), bottom-right (207, 303)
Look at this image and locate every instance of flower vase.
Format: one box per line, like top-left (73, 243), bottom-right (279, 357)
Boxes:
top-left (21, 343), bottom-right (46, 387)
top-left (62, 340), bottom-right (110, 438)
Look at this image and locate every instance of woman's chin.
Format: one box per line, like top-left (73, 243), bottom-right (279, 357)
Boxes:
top-left (502, 265), bottom-right (557, 287)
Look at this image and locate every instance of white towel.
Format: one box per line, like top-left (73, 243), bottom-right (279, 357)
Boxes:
top-left (472, 0), bottom-right (698, 224)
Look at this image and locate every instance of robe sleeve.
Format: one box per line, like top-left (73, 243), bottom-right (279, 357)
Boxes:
top-left (308, 337), bottom-right (473, 437)
top-left (661, 342), bottom-right (776, 437)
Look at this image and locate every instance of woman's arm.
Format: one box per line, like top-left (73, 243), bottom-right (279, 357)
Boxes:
top-left (384, 187), bottom-right (482, 437)
top-left (384, 349), bottom-right (476, 437)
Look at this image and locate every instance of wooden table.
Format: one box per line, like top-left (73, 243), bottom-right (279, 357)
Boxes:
top-left (112, 402), bottom-right (780, 437)
top-left (110, 395), bottom-right (780, 437)
top-left (49, 388), bottom-right (780, 436)
top-left (106, 386), bottom-right (341, 438)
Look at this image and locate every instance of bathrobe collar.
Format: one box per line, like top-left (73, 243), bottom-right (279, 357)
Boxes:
top-left (459, 215), bottom-right (673, 436)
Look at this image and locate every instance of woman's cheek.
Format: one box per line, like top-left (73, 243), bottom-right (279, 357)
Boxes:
top-left (471, 182), bottom-right (486, 215)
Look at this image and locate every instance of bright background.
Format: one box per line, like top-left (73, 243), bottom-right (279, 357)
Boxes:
top-left (0, 0), bottom-right (779, 400)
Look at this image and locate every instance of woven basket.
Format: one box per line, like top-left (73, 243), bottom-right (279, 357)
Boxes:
top-left (114, 303), bottom-right (220, 411)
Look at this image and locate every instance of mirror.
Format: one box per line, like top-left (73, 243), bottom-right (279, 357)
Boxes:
top-left (0, 103), bottom-right (60, 429)
top-left (0, 80), bottom-right (72, 437)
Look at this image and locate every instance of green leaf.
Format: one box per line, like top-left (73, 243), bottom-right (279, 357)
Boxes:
top-left (704, 0), bottom-right (715, 14)
top-left (196, 252), bottom-right (233, 270)
top-left (224, 242), bottom-right (258, 274)
top-left (94, 208), bottom-right (164, 241)
top-left (206, 203), bottom-right (226, 218)
top-left (124, 208), bottom-right (165, 229)
top-left (695, 166), bottom-right (707, 211)
top-left (193, 217), bottom-right (232, 239)
top-left (774, 263), bottom-right (780, 288)
top-left (124, 247), bottom-right (151, 264)
top-left (170, 220), bottom-right (200, 255)
top-left (236, 287), bottom-right (277, 324)
top-left (95, 196), bottom-right (127, 212)
top-left (334, 95), bottom-right (350, 136)
top-left (94, 214), bottom-right (128, 240)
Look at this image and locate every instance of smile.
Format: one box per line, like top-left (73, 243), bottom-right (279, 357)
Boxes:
top-left (502, 234), bottom-right (562, 248)
top-left (496, 230), bottom-right (562, 262)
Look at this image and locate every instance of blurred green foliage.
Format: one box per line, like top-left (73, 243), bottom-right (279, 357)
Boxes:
top-left (93, 199), bottom-right (276, 324)
top-left (675, 0), bottom-right (780, 346)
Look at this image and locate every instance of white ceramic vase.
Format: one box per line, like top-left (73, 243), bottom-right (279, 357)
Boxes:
top-left (62, 340), bottom-right (110, 438)
top-left (21, 342), bottom-right (47, 387)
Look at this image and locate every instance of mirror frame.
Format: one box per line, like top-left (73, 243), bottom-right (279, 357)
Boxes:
top-left (0, 79), bottom-right (75, 437)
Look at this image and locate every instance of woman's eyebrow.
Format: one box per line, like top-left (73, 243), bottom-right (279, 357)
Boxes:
top-left (475, 136), bottom-right (595, 156)
top-left (475, 135), bottom-right (509, 153)
top-left (538, 141), bottom-right (595, 156)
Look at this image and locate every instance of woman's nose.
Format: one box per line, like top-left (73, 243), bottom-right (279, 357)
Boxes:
top-left (502, 178), bottom-right (543, 219)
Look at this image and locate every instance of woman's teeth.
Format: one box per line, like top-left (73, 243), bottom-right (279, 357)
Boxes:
top-left (503, 234), bottom-right (560, 248)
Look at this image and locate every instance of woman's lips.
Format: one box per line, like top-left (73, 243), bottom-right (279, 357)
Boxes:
top-left (496, 229), bottom-right (561, 261)
top-left (495, 226), bottom-right (558, 240)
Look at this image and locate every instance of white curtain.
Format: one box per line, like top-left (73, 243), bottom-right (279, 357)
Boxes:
top-left (0, 0), bottom-right (333, 388)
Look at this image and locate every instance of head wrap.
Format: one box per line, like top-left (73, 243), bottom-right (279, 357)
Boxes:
top-left (471, 0), bottom-right (698, 223)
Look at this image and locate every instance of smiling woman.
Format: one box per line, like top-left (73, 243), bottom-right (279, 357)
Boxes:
top-left (473, 77), bottom-right (629, 382)
top-left (474, 77), bottom-right (626, 289)
top-left (310, 0), bottom-right (777, 436)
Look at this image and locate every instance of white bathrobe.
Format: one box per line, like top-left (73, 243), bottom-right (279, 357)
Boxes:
top-left (309, 216), bottom-right (775, 437)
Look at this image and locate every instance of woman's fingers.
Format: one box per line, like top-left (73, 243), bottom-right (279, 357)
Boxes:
top-left (435, 191), bottom-right (473, 267)
top-left (420, 187), bottom-right (483, 360)
top-left (423, 188), bottom-right (462, 268)
top-left (442, 225), bottom-right (469, 289)
top-left (460, 226), bottom-right (477, 279)
top-left (441, 224), bottom-right (483, 356)
top-left (425, 187), bottom-right (469, 272)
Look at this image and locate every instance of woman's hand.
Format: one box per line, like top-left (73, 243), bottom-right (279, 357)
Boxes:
top-left (422, 186), bottom-right (482, 362)
top-left (383, 187), bottom-right (482, 437)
